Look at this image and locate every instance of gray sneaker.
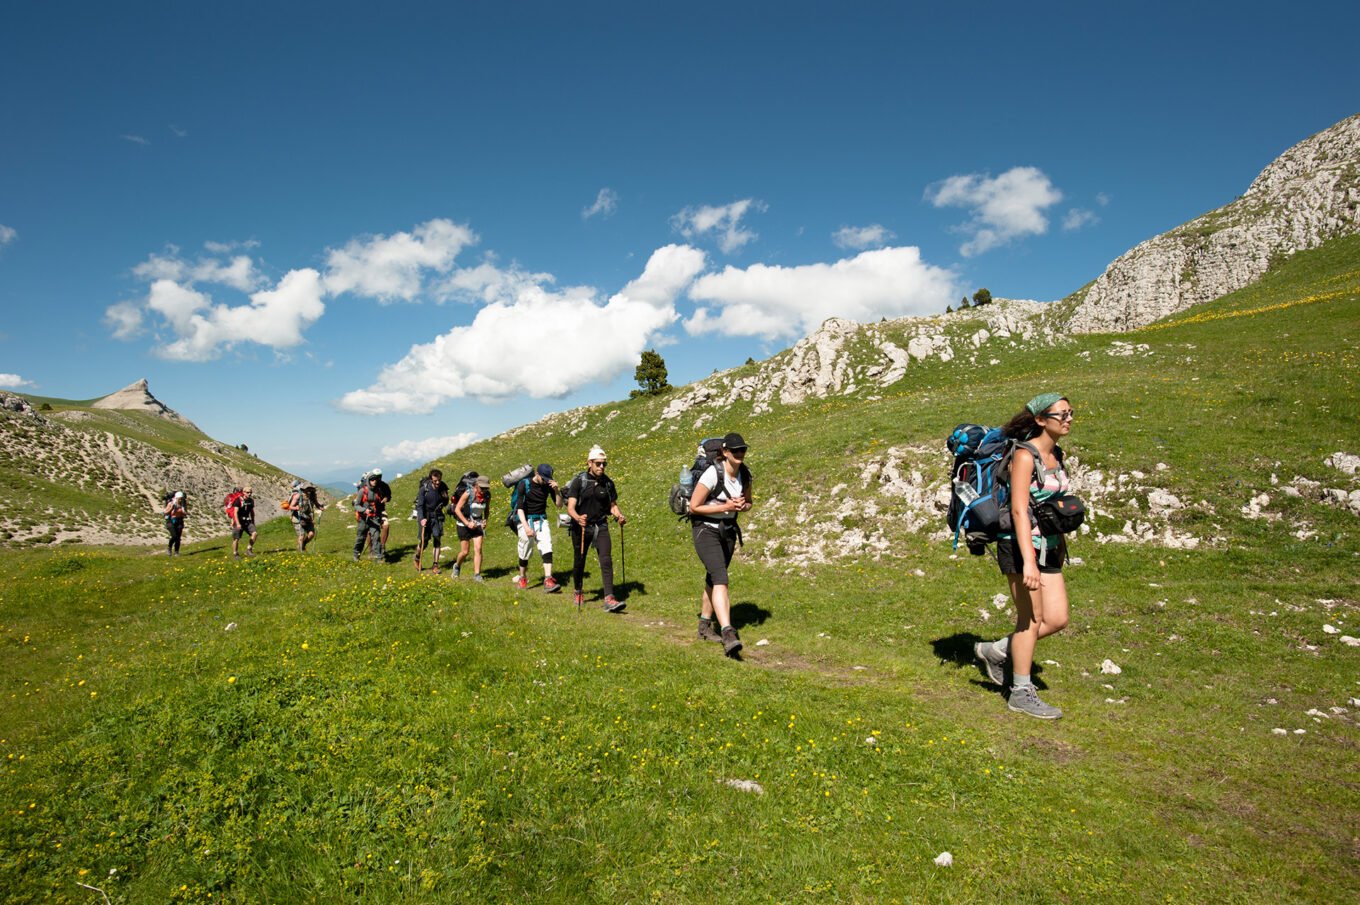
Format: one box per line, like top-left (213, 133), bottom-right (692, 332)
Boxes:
top-left (974, 640), bottom-right (1007, 685)
top-left (721, 626), bottom-right (743, 658)
top-left (1007, 684), bottom-right (1062, 719)
top-left (698, 618), bottom-right (723, 643)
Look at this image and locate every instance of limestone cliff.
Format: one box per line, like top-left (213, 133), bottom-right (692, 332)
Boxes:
top-left (1066, 113), bottom-right (1360, 332)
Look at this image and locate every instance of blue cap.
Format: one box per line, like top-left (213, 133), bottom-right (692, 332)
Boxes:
top-left (537, 464), bottom-right (554, 479)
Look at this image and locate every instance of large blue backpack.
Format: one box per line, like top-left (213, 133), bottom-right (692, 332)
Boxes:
top-left (945, 424), bottom-right (1028, 553)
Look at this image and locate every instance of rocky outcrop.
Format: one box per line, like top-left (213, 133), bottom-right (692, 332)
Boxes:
top-left (92, 378), bottom-right (200, 431)
top-left (648, 300), bottom-right (1060, 432)
top-left (1067, 113), bottom-right (1360, 332)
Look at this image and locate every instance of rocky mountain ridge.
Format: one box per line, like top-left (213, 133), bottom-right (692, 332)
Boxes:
top-left (1, 384), bottom-right (308, 547)
top-left (1065, 112), bottom-right (1360, 332)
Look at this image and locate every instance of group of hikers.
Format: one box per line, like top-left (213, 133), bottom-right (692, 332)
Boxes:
top-left (162, 482), bottom-right (325, 559)
top-left (159, 390), bottom-right (1083, 715)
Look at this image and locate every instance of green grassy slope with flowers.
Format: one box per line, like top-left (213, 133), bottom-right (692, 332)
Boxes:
top-left (1, 237), bottom-right (1358, 903)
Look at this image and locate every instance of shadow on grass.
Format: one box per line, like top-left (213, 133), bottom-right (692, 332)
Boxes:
top-left (930, 632), bottom-right (1046, 694)
top-left (730, 602), bottom-right (771, 630)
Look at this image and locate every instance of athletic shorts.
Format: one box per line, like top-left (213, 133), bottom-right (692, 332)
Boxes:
top-left (996, 536), bottom-right (1064, 575)
top-left (517, 517), bottom-right (553, 560)
top-left (693, 521), bottom-right (738, 587)
top-left (293, 517), bottom-right (314, 537)
top-left (232, 521), bottom-right (256, 540)
top-left (457, 522), bottom-right (484, 541)
top-left (421, 517), bottom-right (445, 542)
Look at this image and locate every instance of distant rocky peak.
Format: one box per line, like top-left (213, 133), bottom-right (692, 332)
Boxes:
top-left (92, 378), bottom-right (200, 430)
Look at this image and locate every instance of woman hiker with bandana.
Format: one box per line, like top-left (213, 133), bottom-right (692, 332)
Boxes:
top-left (974, 392), bottom-right (1076, 719)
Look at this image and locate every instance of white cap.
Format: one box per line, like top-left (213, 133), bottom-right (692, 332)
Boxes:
top-left (587, 446), bottom-right (606, 462)
top-left (174, 491), bottom-right (184, 498)
top-left (370, 468), bottom-right (382, 477)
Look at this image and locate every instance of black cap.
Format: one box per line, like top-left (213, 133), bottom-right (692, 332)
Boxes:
top-left (722, 432), bottom-right (748, 451)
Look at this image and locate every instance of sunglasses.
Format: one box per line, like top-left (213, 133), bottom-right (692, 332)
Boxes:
top-left (590, 460), bottom-right (607, 467)
top-left (1041, 409), bottom-right (1075, 422)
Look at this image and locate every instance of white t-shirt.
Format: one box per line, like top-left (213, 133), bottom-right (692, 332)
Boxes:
top-left (697, 464), bottom-right (744, 521)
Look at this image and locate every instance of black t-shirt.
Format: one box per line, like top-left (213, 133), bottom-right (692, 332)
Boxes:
top-left (237, 497), bottom-right (256, 524)
top-left (568, 471), bottom-right (617, 522)
top-left (521, 478), bottom-right (556, 516)
top-left (416, 483), bottom-right (449, 520)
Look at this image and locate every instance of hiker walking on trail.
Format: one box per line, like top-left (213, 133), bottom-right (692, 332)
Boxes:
top-left (352, 470), bottom-right (390, 562)
top-left (163, 491), bottom-right (187, 556)
top-left (690, 433), bottom-right (753, 657)
top-left (974, 393), bottom-right (1078, 720)
top-left (289, 482), bottom-right (325, 552)
top-left (414, 469), bottom-right (450, 573)
top-left (229, 486), bottom-right (258, 558)
top-left (452, 473), bottom-right (491, 580)
top-left (566, 446), bottom-right (627, 612)
top-left (513, 464), bottom-right (562, 592)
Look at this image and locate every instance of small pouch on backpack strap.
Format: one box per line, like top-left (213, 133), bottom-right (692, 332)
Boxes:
top-left (1033, 494), bottom-right (1086, 535)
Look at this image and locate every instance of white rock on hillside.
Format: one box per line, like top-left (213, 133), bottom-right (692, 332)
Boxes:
top-left (1066, 114), bottom-right (1360, 333)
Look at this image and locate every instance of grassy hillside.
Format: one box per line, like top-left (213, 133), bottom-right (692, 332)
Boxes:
top-left (1, 237), bottom-right (1358, 903)
top-left (0, 396), bottom-right (306, 546)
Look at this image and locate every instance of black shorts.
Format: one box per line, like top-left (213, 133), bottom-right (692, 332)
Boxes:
top-left (232, 521), bottom-right (256, 540)
top-left (996, 536), bottom-right (1064, 575)
top-left (421, 518), bottom-right (445, 542)
top-left (456, 523), bottom-right (484, 541)
top-left (693, 521), bottom-right (738, 587)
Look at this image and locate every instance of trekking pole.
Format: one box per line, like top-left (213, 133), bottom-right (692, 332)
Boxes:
top-left (416, 521), bottom-right (426, 570)
top-left (619, 520), bottom-right (625, 587)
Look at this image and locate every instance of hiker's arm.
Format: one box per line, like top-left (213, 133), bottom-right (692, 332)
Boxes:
top-left (566, 489), bottom-right (586, 527)
top-left (1009, 448), bottom-right (1041, 590)
top-left (691, 475), bottom-right (739, 516)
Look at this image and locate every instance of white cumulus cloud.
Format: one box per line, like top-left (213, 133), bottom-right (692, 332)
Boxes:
top-left (685, 246), bottom-right (958, 341)
top-left (0, 224), bottom-right (16, 246)
top-left (926, 166), bottom-right (1063, 256)
top-left (582, 187), bottom-right (619, 220)
top-left (323, 218), bottom-right (476, 302)
top-left (103, 301), bottom-right (145, 340)
top-left (381, 433), bottom-right (481, 464)
top-left (339, 244), bottom-right (706, 414)
top-left (1063, 208), bottom-right (1099, 231)
top-left (832, 224), bottom-right (896, 250)
top-left (671, 199), bottom-right (764, 254)
top-left (134, 249), bottom-right (263, 292)
top-left (143, 269), bottom-right (326, 362)
top-left (0, 373), bottom-right (35, 389)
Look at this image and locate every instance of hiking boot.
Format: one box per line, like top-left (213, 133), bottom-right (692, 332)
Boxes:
top-left (1007, 684), bottom-right (1062, 720)
top-left (473, 573), bottom-right (485, 583)
top-left (452, 565), bottom-right (461, 578)
top-left (513, 575), bottom-right (528, 590)
top-left (233, 553), bottom-right (241, 560)
top-left (721, 626), bottom-right (743, 657)
top-left (698, 618), bottom-right (723, 642)
top-left (544, 577), bottom-right (561, 593)
top-left (974, 640), bottom-right (1007, 686)
top-left (432, 563), bottom-right (441, 574)
top-left (603, 596), bottom-right (626, 613)
top-left (573, 590), bottom-right (585, 608)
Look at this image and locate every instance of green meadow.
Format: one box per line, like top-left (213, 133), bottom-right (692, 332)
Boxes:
top-left (3, 238), bottom-right (1358, 903)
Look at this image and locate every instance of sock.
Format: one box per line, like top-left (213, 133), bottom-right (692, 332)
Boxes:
top-left (698, 615), bottom-right (715, 624)
top-left (720, 624), bottom-right (733, 632)
top-left (994, 635), bottom-right (1011, 657)
top-left (1012, 673), bottom-right (1032, 689)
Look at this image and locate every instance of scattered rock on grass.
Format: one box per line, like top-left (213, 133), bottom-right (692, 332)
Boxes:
top-left (1100, 659), bottom-right (1122, 675)
top-left (934, 852), bottom-right (953, 867)
top-left (722, 778), bottom-right (764, 795)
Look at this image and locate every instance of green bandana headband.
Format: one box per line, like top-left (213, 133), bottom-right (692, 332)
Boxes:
top-left (1026, 392), bottom-right (1065, 416)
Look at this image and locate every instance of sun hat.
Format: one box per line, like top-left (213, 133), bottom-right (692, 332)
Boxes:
top-left (475, 475), bottom-right (491, 488)
top-left (1026, 393), bottom-right (1066, 416)
top-left (722, 432), bottom-right (748, 451)
top-left (370, 467), bottom-right (382, 477)
top-left (173, 491), bottom-right (184, 499)
top-left (537, 464), bottom-right (554, 479)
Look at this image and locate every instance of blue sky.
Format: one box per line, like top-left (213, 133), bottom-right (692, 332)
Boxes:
top-left (1, 1), bottom-right (1356, 482)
